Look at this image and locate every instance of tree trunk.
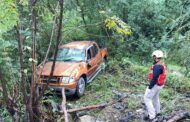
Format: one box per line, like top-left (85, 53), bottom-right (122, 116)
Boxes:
top-left (48, 0), bottom-right (64, 80)
top-left (15, 23), bottom-right (28, 122)
top-left (29, 0), bottom-right (40, 121)
top-left (16, 23), bottom-right (28, 108)
top-left (36, 3), bottom-right (59, 101)
top-left (27, 0), bottom-right (64, 121)
top-left (35, 0), bottom-right (64, 105)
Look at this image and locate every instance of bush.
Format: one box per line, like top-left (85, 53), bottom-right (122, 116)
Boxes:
top-left (166, 73), bottom-right (190, 92)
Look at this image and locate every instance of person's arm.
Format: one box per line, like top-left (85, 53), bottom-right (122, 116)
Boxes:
top-left (148, 64), bottom-right (163, 89)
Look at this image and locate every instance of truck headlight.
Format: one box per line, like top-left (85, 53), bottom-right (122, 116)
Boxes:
top-left (61, 77), bottom-right (75, 83)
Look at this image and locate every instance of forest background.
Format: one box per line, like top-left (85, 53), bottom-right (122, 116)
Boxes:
top-left (0, 0), bottom-right (190, 121)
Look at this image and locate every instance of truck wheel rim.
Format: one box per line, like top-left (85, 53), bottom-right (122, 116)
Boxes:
top-left (79, 79), bottom-right (85, 94)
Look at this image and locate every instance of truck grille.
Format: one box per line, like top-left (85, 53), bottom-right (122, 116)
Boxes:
top-left (40, 76), bottom-right (61, 83)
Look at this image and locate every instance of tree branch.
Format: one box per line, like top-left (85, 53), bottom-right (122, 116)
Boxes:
top-left (64, 94), bottom-right (128, 113)
top-left (47, 1), bottom-right (55, 14)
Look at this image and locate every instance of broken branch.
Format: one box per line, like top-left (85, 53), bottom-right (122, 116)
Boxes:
top-left (167, 111), bottom-right (190, 122)
top-left (61, 88), bottom-right (69, 122)
top-left (67, 104), bottom-right (106, 113)
top-left (65, 94), bottom-right (128, 113)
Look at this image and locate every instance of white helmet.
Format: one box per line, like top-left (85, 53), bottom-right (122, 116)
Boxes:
top-left (152, 50), bottom-right (164, 58)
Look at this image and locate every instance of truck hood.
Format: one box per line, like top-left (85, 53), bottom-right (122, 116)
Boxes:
top-left (38, 61), bottom-right (81, 76)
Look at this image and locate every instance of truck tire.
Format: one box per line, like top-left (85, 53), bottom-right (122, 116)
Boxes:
top-left (101, 57), bottom-right (107, 71)
top-left (75, 77), bottom-right (86, 98)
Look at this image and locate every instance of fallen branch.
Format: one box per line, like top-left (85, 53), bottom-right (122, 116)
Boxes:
top-left (65, 94), bottom-right (128, 113)
top-left (67, 104), bottom-right (106, 113)
top-left (167, 111), bottom-right (190, 122)
top-left (60, 88), bottom-right (69, 122)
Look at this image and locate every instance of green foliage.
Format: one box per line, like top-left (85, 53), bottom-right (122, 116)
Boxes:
top-left (132, 65), bottom-right (149, 77)
top-left (0, 40), bottom-right (12, 64)
top-left (127, 98), bottom-right (139, 109)
top-left (0, 108), bottom-right (12, 122)
top-left (0, 0), bottom-right (19, 38)
top-left (105, 16), bottom-right (132, 36)
top-left (160, 88), bottom-right (173, 100)
top-left (167, 33), bottom-right (190, 76)
top-left (63, 10), bottom-right (87, 41)
top-left (166, 73), bottom-right (190, 91)
top-left (121, 57), bottom-right (133, 68)
top-left (0, 0), bottom-right (190, 120)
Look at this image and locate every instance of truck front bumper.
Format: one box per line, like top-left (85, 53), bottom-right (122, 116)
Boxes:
top-left (37, 84), bottom-right (76, 95)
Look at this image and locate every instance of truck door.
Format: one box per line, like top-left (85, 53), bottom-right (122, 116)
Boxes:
top-left (92, 43), bottom-right (102, 67)
top-left (86, 46), bottom-right (97, 79)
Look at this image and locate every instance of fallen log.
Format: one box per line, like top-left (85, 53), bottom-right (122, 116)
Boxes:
top-left (65, 94), bottom-right (128, 113)
top-left (167, 111), bottom-right (190, 122)
top-left (67, 104), bottom-right (106, 113)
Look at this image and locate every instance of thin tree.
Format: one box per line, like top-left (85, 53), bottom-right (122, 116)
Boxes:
top-left (29, 0), bottom-right (40, 121)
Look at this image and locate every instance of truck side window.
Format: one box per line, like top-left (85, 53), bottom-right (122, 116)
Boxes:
top-left (92, 44), bottom-right (98, 57)
top-left (87, 48), bottom-right (92, 60)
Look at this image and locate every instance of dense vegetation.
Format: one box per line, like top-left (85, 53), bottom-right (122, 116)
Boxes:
top-left (0, 0), bottom-right (190, 121)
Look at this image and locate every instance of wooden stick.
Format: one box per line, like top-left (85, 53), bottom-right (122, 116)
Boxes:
top-left (167, 111), bottom-right (190, 122)
top-left (67, 104), bottom-right (106, 113)
top-left (61, 88), bottom-right (69, 122)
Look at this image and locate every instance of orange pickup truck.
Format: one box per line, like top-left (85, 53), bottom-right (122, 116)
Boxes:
top-left (37, 41), bottom-right (108, 97)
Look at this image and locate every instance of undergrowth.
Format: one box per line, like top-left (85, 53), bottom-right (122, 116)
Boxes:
top-left (2, 58), bottom-right (188, 121)
top-left (67, 57), bottom-right (190, 119)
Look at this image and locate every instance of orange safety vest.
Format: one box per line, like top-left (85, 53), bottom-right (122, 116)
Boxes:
top-left (148, 62), bottom-right (166, 86)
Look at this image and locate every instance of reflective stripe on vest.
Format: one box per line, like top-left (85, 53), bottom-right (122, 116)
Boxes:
top-left (148, 62), bottom-right (166, 86)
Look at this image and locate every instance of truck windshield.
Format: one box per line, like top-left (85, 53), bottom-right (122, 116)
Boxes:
top-left (49, 48), bottom-right (85, 62)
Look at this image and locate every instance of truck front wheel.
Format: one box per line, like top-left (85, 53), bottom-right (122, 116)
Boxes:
top-left (75, 77), bottom-right (86, 98)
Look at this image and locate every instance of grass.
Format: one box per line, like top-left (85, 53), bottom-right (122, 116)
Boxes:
top-left (70, 72), bottom-right (121, 107)
top-left (39, 58), bottom-right (190, 121)
top-left (71, 58), bottom-right (188, 107)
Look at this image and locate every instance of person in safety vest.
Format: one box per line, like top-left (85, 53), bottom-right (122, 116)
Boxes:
top-left (143, 50), bottom-right (166, 121)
